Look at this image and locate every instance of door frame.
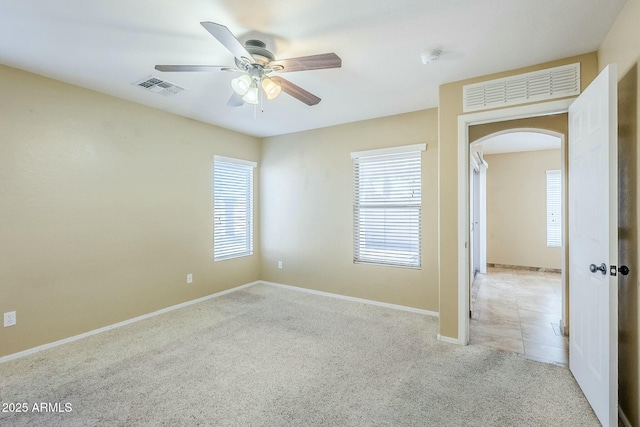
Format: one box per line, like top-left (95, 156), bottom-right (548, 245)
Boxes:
top-left (470, 165), bottom-right (483, 278)
top-left (456, 98), bottom-right (574, 345)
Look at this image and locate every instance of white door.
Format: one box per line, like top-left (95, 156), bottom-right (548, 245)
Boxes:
top-left (568, 64), bottom-right (618, 427)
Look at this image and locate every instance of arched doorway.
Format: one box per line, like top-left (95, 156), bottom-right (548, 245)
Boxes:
top-left (468, 128), bottom-right (567, 365)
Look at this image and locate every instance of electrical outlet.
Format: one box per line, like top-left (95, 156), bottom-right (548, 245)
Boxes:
top-left (278, 261), bottom-right (283, 269)
top-left (4, 311), bottom-right (16, 327)
top-left (187, 273), bottom-right (193, 284)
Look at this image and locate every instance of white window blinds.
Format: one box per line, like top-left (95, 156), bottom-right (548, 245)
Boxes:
top-left (352, 144), bottom-right (425, 268)
top-left (214, 156), bottom-right (256, 261)
top-left (546, 170), bottom-right (562, 248)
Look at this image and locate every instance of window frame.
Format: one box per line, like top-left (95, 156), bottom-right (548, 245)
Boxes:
top-left (351, 144), bottom-right (426, 269)
top-left (213, 156), bottom-right (256, 261)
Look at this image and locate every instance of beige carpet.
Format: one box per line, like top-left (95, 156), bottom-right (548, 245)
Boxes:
top-left (0, 284), bottom-right (598, 426)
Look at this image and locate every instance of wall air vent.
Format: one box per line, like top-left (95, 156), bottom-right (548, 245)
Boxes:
top-left (133, 76), bottom-right (185, 97)
top-left (463, 63), bottom-right (580, 112)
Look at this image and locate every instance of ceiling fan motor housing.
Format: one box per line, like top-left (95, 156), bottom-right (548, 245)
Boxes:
top-left (244, 39), bottom-right (274, 65)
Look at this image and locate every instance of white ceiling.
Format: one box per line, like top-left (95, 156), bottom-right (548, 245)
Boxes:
top-left (473, 132), bottom-right (561, 154)
top-left (0, 0), bottom-right (627, 138)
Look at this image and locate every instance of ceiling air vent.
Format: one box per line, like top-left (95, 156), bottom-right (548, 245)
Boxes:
top-left (133, 76), bottom-right (185, 97)
top-left (463, 63), bottom-right (580, 112)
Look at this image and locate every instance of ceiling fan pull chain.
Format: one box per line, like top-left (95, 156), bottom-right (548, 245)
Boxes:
top-left (260, 83), bottom-right (265, 113)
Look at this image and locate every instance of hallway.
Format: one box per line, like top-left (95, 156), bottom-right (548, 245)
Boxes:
top-left (470, 267), bottom-right (568, 365)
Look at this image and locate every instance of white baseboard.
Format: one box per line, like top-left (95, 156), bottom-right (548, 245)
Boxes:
top-left (261, 280), bottom-right (439, 317)
top-left (0, 281), bottom-right (260, 364)
top-left (619, 407), bottom-right (632, 427)
top-left (437, 334), bottom-right (462, 345)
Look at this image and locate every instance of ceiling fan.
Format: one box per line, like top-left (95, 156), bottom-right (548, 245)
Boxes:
top-left (155, 22), bottom-right (342, 107)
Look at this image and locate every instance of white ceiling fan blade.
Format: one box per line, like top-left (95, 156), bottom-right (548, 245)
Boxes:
top-left (155, 65), bottom-right (229, 72)
top-left (200, 22), bottom-right (253, 61)
top-left (227, 92), bottom-right (245, 107)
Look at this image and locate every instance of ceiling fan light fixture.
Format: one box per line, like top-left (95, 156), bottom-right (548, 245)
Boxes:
top-left (231, 74), bottom-right (252, 95)
top-left (242, 85), bottom-right (260, 105)
top-left (261, 77), bottom-right (281, 100)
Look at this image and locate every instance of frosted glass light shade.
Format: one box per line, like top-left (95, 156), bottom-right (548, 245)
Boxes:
top-left (231, 74), bottom-right (252, 96)
top-left (261, 78), bottom-right (281, 100)
top-left (242, 86), bottom-right (259, 104)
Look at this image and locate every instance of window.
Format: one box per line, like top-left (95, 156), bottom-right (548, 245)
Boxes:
top-left (352, 144), bottom-right (426, 268)
top-left (546, 170), bottom-right (562, 248)
top-left (214, 156), bottom-right (256, 261)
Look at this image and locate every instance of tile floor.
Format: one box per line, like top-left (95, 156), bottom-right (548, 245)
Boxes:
top-left (470, 267), bottom-right (569, 366)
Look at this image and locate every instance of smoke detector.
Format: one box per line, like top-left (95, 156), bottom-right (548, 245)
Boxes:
top-left (421, 49), bottom-right (442, 64)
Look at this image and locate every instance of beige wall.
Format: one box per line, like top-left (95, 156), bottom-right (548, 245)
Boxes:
top-left (260, 110), bottom-right (439, 311)
top-left (0, 65), bottom-right (261, 357)
top-left (438, 52), bottom-right (599, 339)
top-left (484, 149), bottom-right (562, 270)
top-left (599, 0), bottom-right (640, 423)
